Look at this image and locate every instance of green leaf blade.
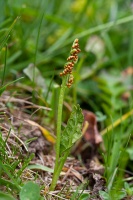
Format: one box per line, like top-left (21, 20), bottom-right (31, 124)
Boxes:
top-left (0, 191), bottom-right (15, 200)
top-left (19, 182), bottom-right (40, 200)
top-left (60, 104), bottom-right (84, 155)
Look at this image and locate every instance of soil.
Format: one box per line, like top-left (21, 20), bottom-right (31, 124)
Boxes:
top-left (0, 93), bottom-right (106, 199)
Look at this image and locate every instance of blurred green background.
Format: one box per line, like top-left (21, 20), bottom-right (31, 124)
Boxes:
top-left (1, 1), bottom-right (133, 197)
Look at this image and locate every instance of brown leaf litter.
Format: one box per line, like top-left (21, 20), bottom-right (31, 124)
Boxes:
top-left (0, 93), bottom-right (105, 199)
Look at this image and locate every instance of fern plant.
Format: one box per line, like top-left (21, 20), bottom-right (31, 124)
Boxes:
top-left (50, 39), bottom-right (84, 191)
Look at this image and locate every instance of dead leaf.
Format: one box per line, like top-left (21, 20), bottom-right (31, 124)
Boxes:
top-left (122, 66), bottom-right (133, 76)
top-left (122, 91), bottom-right (131, 101)
top-left (62, 166), bottom-right (84, 182)
top-left (25, 119), bottom-right (56, 144)
top-left (72, 110), bottom-right (102, 161)
top-left (71, 168), bottom-right (84, 182)
top-left (82, 110), bottom-right (102, 144)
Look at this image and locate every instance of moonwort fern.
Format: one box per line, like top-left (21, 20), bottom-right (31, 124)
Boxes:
top-left (50, 39), bottom-right (84, 191)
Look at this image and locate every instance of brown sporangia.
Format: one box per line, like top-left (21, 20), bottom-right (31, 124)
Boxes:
top-left (60, 38), bottom-right (81, 88)
top-left (72, 110), bottom-right (102, 162)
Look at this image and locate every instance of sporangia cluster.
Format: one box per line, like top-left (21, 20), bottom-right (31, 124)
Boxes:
top-left (60, 39), bottom-right (81, 88)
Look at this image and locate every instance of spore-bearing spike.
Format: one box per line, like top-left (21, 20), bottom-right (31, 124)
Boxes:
top-left (59, 38), bottom-right (81, 88)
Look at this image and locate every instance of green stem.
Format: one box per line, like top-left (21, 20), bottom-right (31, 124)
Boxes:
top-left (50, 150), bottom-right (70, 191)
top-left (1, 44), bottom-right (7, 86)
top-left (55, 77), bottom-right (67, 164)
top-left (50, 76), bottom-right (67, 191)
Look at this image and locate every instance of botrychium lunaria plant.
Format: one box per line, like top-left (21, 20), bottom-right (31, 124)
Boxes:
top-left (50, 39), bottom-right (83, 191)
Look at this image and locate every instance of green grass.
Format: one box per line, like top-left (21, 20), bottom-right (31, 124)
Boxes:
top-left (0, 0), bottom-right (133, 199)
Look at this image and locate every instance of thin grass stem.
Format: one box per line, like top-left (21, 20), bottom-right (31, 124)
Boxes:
top-left (1, 44), bottom-right (7, 86)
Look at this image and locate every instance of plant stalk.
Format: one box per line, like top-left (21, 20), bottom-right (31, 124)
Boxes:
top-left (50, 76), bottom-right (67, 191)
top-left (50, 149), bottom-right (70, 191)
